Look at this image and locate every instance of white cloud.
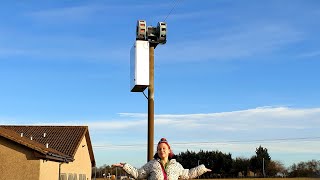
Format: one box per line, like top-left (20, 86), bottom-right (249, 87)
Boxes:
top-left (82, 106), bottom-right (320, 133)
top-left (0, 117), bottom-right (18, 124)
top-left (0, 32), bottom-right (127, 62)
top-left (0, 48), bottom-right (29, 57)
top-left (93, 106), bottom-right (320, 158)
top-left (92, 137), bottom-right (320, 167)
top-left (298, 50), bottom-right (320, 58)
top-left (4, 106), bottom-right (319, 157)
top-left (13, 106), bottom-right (318, 134)
top-left (27, 3), bottom-right (171, 24)
top-left (162, 10), bottom-right (215, 21)
top-left (88, 120), bottom-right (146, 130)
top-left (157, 23), bottom-right (303, 63)
top-left (27, 4), bottom-right (105, 23)
top-left (171, 140), bottom-right (320, 154)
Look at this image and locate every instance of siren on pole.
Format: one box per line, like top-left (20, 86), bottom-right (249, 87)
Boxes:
top-left (136, 20), bottom-right (167, 44)
top-left (136, 20), bottom-right (147, 40)
top-left (131, 20), bottom-right (167, 92)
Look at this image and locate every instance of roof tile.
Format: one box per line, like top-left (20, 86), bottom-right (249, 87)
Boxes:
top-left (1, 126), bottom-right (86, 157)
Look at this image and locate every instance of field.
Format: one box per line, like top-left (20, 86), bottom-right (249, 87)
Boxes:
top-left (95, 179), bottom-right (318, 180)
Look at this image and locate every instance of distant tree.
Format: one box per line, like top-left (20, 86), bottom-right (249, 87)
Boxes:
top-left (176, 149), bottom-right (198, 169)
top-left (176, 149), bottom-right (233, 178)
top-left (288, 160), bottom-right (320, 177)
top-left (267, 160), bottom-right (286, 177)
top-left (250, 145), bottom-right (271, 176)
top-left (91, 164), bottom-right (128, 178)
top-left (231, 157), bottom-right (250, 177)
top-left (250, 155), bottom-right (258, 175)
top-left (306, 159), bottom-right (320, 176)
top-left (209, 150), bottom-right (232, 178)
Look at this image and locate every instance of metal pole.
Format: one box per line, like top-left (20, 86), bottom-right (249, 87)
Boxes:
top-left (58, 163), bottom-right (61, 180)
top-left (198, 160), bottom-right (200, 179)
top-left (148, 45), bottom-right (155, 161)
top-left (263, 158), bottom-right (265, 177)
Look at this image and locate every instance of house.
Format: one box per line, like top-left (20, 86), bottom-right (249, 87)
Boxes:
top-left (0, 125), bottom-right (95, 180)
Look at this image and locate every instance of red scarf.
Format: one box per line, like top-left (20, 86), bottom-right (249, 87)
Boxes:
top-left (159, 162), bottom-right (168, 180)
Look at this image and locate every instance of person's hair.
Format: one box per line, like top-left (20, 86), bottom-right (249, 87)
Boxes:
top-left (153, 138), bottom-right (175, 159)
top-left (153, 152), bottom-right (175, 160)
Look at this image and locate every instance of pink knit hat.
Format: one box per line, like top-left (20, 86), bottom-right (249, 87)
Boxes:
top-left (157, 138), bottom-right (174, 158)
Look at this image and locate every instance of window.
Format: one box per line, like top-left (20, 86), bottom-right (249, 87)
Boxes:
top-left (68, 173), bottom-right (77, 180)
top-left (68, 173), bottom-right (74, 180)
top-left (79, 174), bottom-right (86, 180)
top-left (60, 173), bottom-right (67, 180)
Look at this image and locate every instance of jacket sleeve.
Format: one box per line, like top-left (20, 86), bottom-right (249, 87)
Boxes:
top-left (178, 163), bottom-right (208, 179)
top-left (122, 161), bottom-right (152, 179)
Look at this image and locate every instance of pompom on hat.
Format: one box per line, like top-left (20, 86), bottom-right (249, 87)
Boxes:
top-left (157, 138), bottom-right (174, 158)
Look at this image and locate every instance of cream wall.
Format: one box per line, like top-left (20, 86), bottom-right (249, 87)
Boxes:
top-left (0, 137), bottom-right (40, 180)
top-left (60, 136), bottom-right (92, 180)
top-left (39, 160), bottom-right (60, 180)
top-left (0, 135), bottom-right (92, 180)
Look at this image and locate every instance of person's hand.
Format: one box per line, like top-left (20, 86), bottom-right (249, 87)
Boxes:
top-left (112, 162), bottom-right (125, 168)
top-left (206, 168), bottom-right (212, 172)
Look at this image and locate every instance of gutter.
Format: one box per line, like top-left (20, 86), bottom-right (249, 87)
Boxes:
top-left (34, 151), bottom-right (73, 163)
top-left (59, 162), bottom-right (62, 180)
top-left (47, 152), bottom-right (74, 163)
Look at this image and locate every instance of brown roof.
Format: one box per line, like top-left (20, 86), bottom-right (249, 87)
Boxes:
top-left (0, 125), bottom-right (95, 166)
top-left (0, 126), bottom-right (71, 162)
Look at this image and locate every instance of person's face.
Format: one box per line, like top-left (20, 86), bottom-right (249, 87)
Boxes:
top-left (157, 143), bottom-right (170, 160)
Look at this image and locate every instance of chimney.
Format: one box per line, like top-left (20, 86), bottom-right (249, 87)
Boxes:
top-left (46, 143), bottom-right (49, 148)
top-left (20, 133), bottom-right (23, 137)
top-left (30, 136), bottom-right (33, 140)
top-left (43, 133), bottom-right (46, 138)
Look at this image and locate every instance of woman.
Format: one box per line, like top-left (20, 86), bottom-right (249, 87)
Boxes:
top-left (113, 138), bottom-right (211, 179)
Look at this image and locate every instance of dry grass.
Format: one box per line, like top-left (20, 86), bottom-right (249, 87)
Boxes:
top-left (95, 178), bottom-right (319, 180)
top-left (199, 179), bottom-right (318, 180)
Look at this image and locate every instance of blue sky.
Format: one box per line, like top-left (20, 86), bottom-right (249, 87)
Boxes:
top-left (1, 0), bottom-right (320, 168)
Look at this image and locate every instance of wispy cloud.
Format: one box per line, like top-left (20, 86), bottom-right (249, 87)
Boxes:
top-left (158, 23), bottom-right (303, 63)
top-left (3, 106), bottom-right (319, 166)
top-left (93, 140), bottom-right (320, 167)
top-left (27, 3), bottom-right (171, 24)
top-left (171, 141), bottom-right (320, 154)
top-left (162, 10), bottom-right (215, 21)
top-left (115, 106), bottom-right (320, 131)
top-left (0, 31), bottom-right (127, 62)
top-left (0, 116), bottom-right (18, 124)
top-left (27, 4), bottom-right (105, 23)
top-left (11, 106), bottom-right (317, 145)
top-left (4, 106), bottom-right (318, 133)
top-left (298, 50), bottom-right (320, 58)
top-left (0, 48), bottom-right (29, 57)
